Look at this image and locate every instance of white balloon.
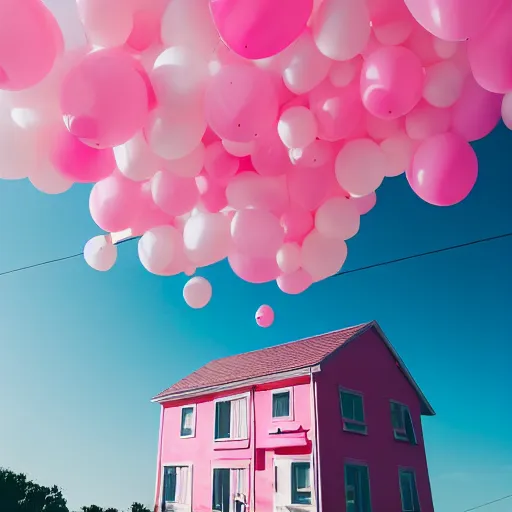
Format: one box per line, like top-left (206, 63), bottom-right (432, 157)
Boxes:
top-left (29, 163), bottom-right (73, 194)
top-left (42, 0), bottom-right (87, 50)
top-left (276, 243), bottom-right (302, 274)
top-left (315, 197), bottom-right (360, 240)
top-left (313, 0), bottom-right (371, 61)
top-left (281, 31), bottom-right (331, 95)
top-left (278, 107), bottom-right (318, 149)
top-left (423, 61), bottom-right (464, 108)
top-left (144, 107), bottom-right (206, 160)
top-left (183, 212), bottom-right (232, 267)
top-left (84, 236), bottom-right (117, 272)
top-left (335, 139), bottom-right (388, 197)
top-left (114, 132), bottom-right (160, 182)
top-left (183, 276), bottom-right (212, 309)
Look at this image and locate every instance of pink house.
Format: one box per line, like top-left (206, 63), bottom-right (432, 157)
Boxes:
top-left (151, 321), bottom-right (435, 512)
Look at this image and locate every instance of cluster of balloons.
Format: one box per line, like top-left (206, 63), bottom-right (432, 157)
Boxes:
top-left (0, 0), bottom-right (509, 317)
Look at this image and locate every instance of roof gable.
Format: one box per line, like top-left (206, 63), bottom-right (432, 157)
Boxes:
top-left (152, 321), bottom-right (435, 416)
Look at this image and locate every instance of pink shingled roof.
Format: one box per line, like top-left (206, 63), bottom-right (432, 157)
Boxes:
top-left (153, 322), bottom-right (372, 400)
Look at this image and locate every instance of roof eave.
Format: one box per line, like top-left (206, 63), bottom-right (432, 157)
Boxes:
top-left (151, 365), bottom-right (321, 404)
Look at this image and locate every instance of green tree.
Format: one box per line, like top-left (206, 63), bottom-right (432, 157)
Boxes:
top-left (129, 504), bottom-right (151, 512)
top-left (80, 506), bottom-right (105, 512)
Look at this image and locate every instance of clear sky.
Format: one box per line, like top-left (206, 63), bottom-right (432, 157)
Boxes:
top-left (0, 121), bottom-right (511, 512)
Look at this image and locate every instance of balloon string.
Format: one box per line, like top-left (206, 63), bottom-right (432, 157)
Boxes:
top-left (0, 232), bottom-right (510, 280)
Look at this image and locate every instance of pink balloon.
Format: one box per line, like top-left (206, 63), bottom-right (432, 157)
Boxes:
top-left (183, 276), bottom-right (212, 309)
top-left (204, 141), bottom-right (240, 183)
top-left (0, 0), bottom-right (62, 90)
top-left (196, 173), bottom-right (228, 213)
top-left (277, 269), bottom-right (313, 295)
top-left (309, 80), bottom-right (364, 141)
top-left (51, 129), bottom-right (116, 184)
top-left (288, 164), bottom-right (334, 211)
top-left (452, 75), bottom-right (502, 141)
top-left (352, 193), bottom-right (377, 215)
top-left (407, 133), bottom-right (478, 206)
top-left (205, 65), bottom-right (279, 143)
top-left (60, 49), bottom-right (149, 148)
top-left (251, 128), bottom-right (294, 177)
top-left (229, 252), bottom-right (280, 283)
top-left (361, 46), bottom-right (424, 120)
top-left (365, 113), bottom-right (403, 142)
top-left (405, 102), bottom-right (452, 140)
top-left (294, 140), bottom-right (335, 168)
top-left (255, 304), bottom-right (275, 327)
top-left (151, 171), bottom-right (199, 216)
top-left (280, 205), bottom-right (314, 243)
top-left (367, 0), bottom-right (414, 45)
top-left (231, 210), bottom-right (284, 258)
top-left (404, 0), bottom-right (503, 41)
top-left (130, 182), bottom-right (174, 236)
top-left (404, 26), bottom-right (440, 67)
top-left (210, 0), bottom-right (313, 59)
top-left (468, 2), bottom-right (512, 94)
top-left (127, 2), bottom-right (166, 52)
top-left (90, 172), bottom-right (143, 232)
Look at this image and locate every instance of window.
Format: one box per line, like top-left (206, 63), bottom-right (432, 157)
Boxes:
top-left (272, 389), bottom-right (291, 419)
top-left (214, 396), bottom-right (248, 441)
top-left (340, 390), bottom-right (367, 434)
top-left (212, 467), bottom-right (248, 512)
top-left (291, 462), bottom-right (311, 505)
top-left (390, 402), bottom-right (416, 444)
top-left (161, 466), bottom-right (191, 509)
top-left (345, 464), bottom-right (372, 512)
top-left (399, 469), bottom-right (420, 512)
top-left (180, 406), bottom-right (195, 438)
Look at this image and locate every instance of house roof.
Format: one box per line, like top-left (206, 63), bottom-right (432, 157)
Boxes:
top-left (152, 321), bottom-right (435, 416)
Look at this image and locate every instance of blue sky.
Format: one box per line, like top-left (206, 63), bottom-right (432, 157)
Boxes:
top-left (0, 123), bottom-right (511, 512)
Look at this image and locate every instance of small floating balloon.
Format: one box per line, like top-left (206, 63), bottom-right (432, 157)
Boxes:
top-left (255, 304), bottom-right (275, 328)
top-left (183, 276), bottom-right (212, 309)
top-left (84, 235), bottom-right (117, 272)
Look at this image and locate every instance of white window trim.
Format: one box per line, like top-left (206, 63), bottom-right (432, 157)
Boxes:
top-left (398, 467), bottom-right (421, 512)
top-left (339, 388), bottom-right (368, 435)
top-left (213, 392), bottom-right (250, 442)
top-left (179, 404), bottom-right (197, 439)
top-left (210, 462), bottom-right (251, 512)
top-left (390, 400), bottom-right (417, 444)
top-left (159, 462), bottom-right (194, 509)
top-left (271, 387), bottom-right (294, 422)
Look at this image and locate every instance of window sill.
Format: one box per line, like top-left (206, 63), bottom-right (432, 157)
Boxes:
top-left (271, 415), bottom-right (294, 422)
top-left (179, 434), bottom-right (195, 439)
top-left (213, 438), bottom-right (250, 450)
top-left (342, 424), bottom-right (368, 435)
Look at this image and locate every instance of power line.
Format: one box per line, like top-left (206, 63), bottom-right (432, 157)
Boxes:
top-left (0, 232), bottom-right (510, 279)
top-left (332, 231), bottom-right (512, 278)
top-left (463, 493), bottom-right (512, 511)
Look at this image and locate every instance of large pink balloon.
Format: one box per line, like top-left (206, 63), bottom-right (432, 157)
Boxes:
top-left (90, 172), bottom-right (143, 232)
top-left (407, 133), bottom-right (478, 206)
top-left (196, 173), bottom-right (228, 213)
top-left (309, 80), bottom-right (364, 141)
top-left (288, 164), bottom-right (334, 211)
top-left (151, 172), bottom-right (199, 217)
top-left (280, 205), bottom-right (314, 243)
top-left (51, 129), bottom-right (116, 184)
top-left (468, 2), bottom-right (512, 94)
top-left (452, 76), bottom-right (502, 141)
top-left (277, 269), bottom-right (313, 295)
top-left (60, 50), bottom-right (149, 148)
top-left (130, 182), bottom-right (174, 236)
top-left (229, 252), bottom-right (280, 283)
top-left (210, 0), bottom-right (313, 59)
top-left (0, 0), bottom-right (62, 90)
top-left (231, 209), bottom-right (284, 258)
top-left (205, 65), bottom-right (278, 143)
top-left (404, 0), bottom-right (503, 41)
top-left (361, 46), bottom-right (424, 120)
top-left (251, 128), bottom-right (294, 177)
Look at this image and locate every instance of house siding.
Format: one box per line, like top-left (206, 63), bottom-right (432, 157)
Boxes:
top-left (315, 328), bottom-right (435, 512)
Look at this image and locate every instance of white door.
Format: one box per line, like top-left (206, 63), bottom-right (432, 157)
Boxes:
top-left (273, 457), bottom-right (313, 512)
top-left (273, 458), bottom-right (292, 512)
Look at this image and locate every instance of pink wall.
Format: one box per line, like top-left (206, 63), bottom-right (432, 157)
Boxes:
top-left (155, 376), bottom-right (313, 512)
top-left (315, 328), bottom-right (435, 512)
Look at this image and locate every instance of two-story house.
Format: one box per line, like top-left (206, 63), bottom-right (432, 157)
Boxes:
top-left (151, 321), bottom-right (435, 512)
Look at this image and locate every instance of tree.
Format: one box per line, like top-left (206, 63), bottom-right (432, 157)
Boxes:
top-left (80, 507), bottom-right (105, 512)
top-left (129, 504), bottom-right (151, 512)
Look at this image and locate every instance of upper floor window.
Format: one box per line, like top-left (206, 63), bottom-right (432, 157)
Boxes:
top-left (214, 395), bottom-right (248, 441)
top-left (340, 390), bottom-right (367, 434)
top-left (291, 462), bottom-right (312, 505)
top-left (272, 388), bottom-right (292, 420)
top-left (345, 463), bottom-right (372, 512)
top-left (390, 402), bottom-right (416, 444)
top-left (180, 405), bottom-right (196, 438)
top-left (399, 469), bottom-right (420, 512)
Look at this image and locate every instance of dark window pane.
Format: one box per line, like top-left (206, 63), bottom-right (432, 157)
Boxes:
top-left (404, 408), bottom-right (416, 444)
top-left (272, 392), bottom-right (290, 418)
top-left (163, 467), bottom-right (177, 503)
top-left (180, 407), bottom-right (194, 437)
top-left (291, 462), bottom-right (311, 505)
top-left (215, 401), bottom-right (231, 439)
top-left (400, 470), bottom-right (420, 512)
top-left (212, 468), bottom-right (230, 512)
top-left (391, 402), bottom-right (405, 430)
top-left (345, 464), bottom-right (372, 512)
